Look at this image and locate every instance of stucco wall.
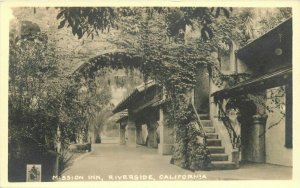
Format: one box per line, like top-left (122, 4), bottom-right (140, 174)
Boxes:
top-left (265, 87), bottom-right (292, 167)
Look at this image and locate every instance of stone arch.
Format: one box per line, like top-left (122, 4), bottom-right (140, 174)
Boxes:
top-left (72, 52), bottom-right (143, 79)
top-left (71, 52), bottom-right (169, 151)
top-left (71, 52), bottom-right (144, 144)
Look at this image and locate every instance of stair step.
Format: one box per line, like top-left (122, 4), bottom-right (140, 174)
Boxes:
top-left (211, 161), bottom-right (238, 170)
top-left (204, 127), bottom-right (215, 133)
top-left (199, 114), bottom-right (209, 120)
top-left (206, 139), bottom-right (221, 146)
top-left (201, 120), bottom-right (212, 127)
top-left (206, 133), bottom-right (218, 139)
top-left (207, 146), bottom-right (225, 154)
top-left (210, 153), bottom-right (229, 161)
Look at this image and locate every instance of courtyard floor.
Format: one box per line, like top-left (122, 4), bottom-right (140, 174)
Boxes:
top-left (60, 143), bottom-right (292, 181)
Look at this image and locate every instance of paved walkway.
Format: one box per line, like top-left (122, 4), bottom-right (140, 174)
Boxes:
top-left (60, 144), bottom-right (292, 181)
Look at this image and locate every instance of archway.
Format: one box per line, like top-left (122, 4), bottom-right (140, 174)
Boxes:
top-left (226, 97), bottom-right (257, 162)
top-left (73, 51), bottom-right (143, 79)
top-left (72, 52), bottom-right (145, 144)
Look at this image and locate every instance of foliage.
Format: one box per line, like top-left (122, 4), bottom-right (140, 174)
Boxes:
top-left (9, 30), bottom-right (59, 152)
top-left (58, 150), bottom-right (74, 176)
top-left (170, 104), bottom-right (211, 170)
top-left (8, 20), bottom-right (112, 181)
top-left (67, 73), bottom-right (112, 143)
top-left (56, 7), bottom-right (233, 41)
top-left (186, 121), bottom-right (211, 171)
top-left (258, 8), bottom-right (292, 36)
top-left (9, 29), bottom-right (62, 181)
top-left (56, 7), bottom-right (133, 39)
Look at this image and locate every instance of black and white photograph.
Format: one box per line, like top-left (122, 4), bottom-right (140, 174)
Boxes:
top-left (0, 0), bottom-right (299, 187)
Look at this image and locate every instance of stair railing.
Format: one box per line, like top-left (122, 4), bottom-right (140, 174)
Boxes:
top-left (191, 102), bottom-right (207, 145)
top-left (216, 101), bottom-right (239, 149)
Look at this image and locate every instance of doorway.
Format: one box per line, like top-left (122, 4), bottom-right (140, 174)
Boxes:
top-left (194, 67), bottom-right (210, 114)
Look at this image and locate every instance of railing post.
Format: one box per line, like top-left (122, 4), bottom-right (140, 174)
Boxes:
top-left (232, 149), bottom-right (240, 168)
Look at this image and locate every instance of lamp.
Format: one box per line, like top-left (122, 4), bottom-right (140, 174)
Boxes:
top-left (274, 48), bottom-right (283, 56)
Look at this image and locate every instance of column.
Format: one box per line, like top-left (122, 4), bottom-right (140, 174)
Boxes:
top-left (158, 108), bottom-right (174, 155)
top-left (147, 121), bottom-right (158, 148)
top-left (248, 114), bottom-right (267, 163)
top-left (126, 111), bottom-right (136, 147)
top-left (136, 125), bottom-right (144, 145)
top-left (119, 123), bottom-right (126, 145)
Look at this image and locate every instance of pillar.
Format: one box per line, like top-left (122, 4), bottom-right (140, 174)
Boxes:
top-left (119, 124), bottom-right (126, 145)
top-left (136, 125), bottom-right (144, 145)
top-left (248, 114), bottom-right (267, 163)
top-left (147, 121), bottom-right (158, 148)
top-left (158, 108), bottom-right (174, 155)
top-left (126, 112), bottom-right (136, 147)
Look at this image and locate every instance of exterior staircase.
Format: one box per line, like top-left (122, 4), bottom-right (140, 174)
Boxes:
top-left (200, 114), bottom-right (238, 170)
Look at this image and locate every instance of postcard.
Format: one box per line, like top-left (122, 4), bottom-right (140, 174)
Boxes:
top-left (0, 1), bottom-right (299, 188)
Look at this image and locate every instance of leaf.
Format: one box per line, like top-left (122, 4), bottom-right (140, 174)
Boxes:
top-left (72, 26), bottom-right (76, 36)
top-left (88, 15), bottom-right (93, 25)
top-left (185, 18), bottom-right (193, 26)
top-left (222, 8), bottom-right (230, 18)
top-left (204, 16), bottom-right (212, 25)
top-left (68, 17), bottom-right (74, 27)
top-left (57, 10), bottom-right (65, 20)
top-left (215, 8), bottom-right (220, 18)
top-left (206, 27), bottom-right (214, 39)
top-left (201, 27), bottom-right (214, 41)
top-left (77, 28), bottom-right (83, 39)
top-left (201, 28), bottom-right (208, 41)
top-left (58, 19), bottom-right (66, 29)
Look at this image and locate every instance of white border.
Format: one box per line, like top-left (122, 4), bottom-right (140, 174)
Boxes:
top-left (1, 1), bottom-right (300, 188)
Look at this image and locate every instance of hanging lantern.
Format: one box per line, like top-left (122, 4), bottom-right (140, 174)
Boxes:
top-left (274, 48), bottom-right (283, 56)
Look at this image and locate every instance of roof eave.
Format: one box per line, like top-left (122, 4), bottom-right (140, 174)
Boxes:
top-left (236, 17), bottom-right (292, 60)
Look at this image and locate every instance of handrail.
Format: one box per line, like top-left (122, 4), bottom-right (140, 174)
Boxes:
top-left (191, 102), bottom-right (207, 142)
top-left (217, 101), bottom-right (237, 138)
top-left (216, 101), bottom-right (238, 148)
